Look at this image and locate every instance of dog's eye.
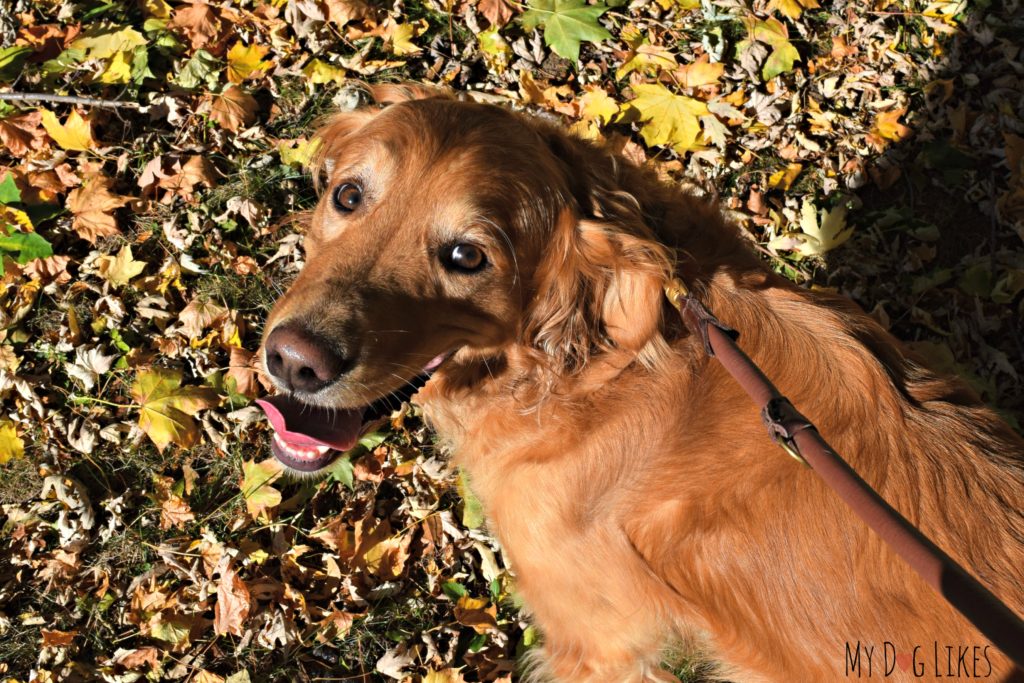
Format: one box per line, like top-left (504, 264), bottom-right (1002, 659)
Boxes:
top-left (332, 183), bottom-right (362, 212)
top-left (442, 243), bottom-right (487, 273)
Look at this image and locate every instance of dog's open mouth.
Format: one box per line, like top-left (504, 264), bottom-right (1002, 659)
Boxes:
top-left (256, 353), bottom-right (448, 472)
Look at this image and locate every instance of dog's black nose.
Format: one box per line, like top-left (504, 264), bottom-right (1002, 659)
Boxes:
top-left (264, 323), bottom-right (348, 393)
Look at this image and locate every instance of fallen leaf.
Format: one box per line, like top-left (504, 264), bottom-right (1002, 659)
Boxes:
top-left (521, 0), bottom-right (612, 62)
top-left (40, 109), bottom-right (96, 151)
top-left (477, 0), bottom-right (515, 26)
top-left (226, 42), bottom-right (272, 83)
top-left (579, 86), bottom-right (619, 124)
top-left (241, 459), bottom-right (283, 521)
top-left (769, 198), bottom-right (852, 256)
top-left (214, 564), bottom-right (251, 636)
top-left (131, 367), bottom-right (221, 452)
top-left (96, 244), bottom-right (147, 287)
top-left (869, 107), bottom-right (913, 148)
top-left (627, 83), bottom-right (708, 152)
top-left (0, 111), bottom-right (48, 157)
top-left (674, 61), bottom-right (725, 88)
top-left (454, 596), bottom-right (498, 634)
top-left (66, 346), bottom-right (116, 390)
top-left (41, 629), bottom-right (77, 647)
top-left (768, 163), bottom-right (803, 191)
top-left (170, 2), bottom-right (224, 50)
top-left (67, 174), bottom-right (130, 243)
top-left (0, 420), bottom-right (26, 464)
top-left (768, 0), bottom-right (820, 20)
top-left (210, 86), bottom-right (258, 132)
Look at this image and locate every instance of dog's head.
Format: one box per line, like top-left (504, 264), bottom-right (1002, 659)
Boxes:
top-left (259, 84), bottom-right (672, 472)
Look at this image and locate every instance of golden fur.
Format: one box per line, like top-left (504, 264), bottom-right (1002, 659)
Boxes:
top-left (263, 84), bottom-right (1024, 682)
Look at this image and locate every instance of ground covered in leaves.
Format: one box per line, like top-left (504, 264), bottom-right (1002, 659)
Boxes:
top-left (1, 0), bottom-right (1022, 681)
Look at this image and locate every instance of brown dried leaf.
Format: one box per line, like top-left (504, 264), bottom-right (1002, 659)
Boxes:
top-left (170, 2), bottom-right (224, 50)
top-left (477, 0), bottom-right (514, 27)
top-left (214, 564), bottom-right (251, 636)
top-left (66, 174), bottom-right (130, 243)
top-left (0, 111), bottom-right (48, 157)
top-left (210, 86), bottom-right (258, 132)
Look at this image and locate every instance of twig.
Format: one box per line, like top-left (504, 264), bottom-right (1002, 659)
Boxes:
top-left (0, 92), bottom-right (143, 110)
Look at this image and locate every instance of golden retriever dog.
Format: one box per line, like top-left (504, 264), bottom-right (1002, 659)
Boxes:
top-left (258, 84), bottom-right (1024, 682)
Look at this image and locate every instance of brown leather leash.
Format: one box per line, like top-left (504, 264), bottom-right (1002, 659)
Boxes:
top-left (664, 278), bottom-right (1024, 670)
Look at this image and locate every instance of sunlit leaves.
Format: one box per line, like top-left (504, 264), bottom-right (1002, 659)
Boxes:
top-left (96, 245), bottom-right (147, 288)
top-left (769, 198), bottom-right (852, 256)
top-left (741, 17), bottom-right (800, 80)
top-left (67, 173), bottom-right (130, 243)
top-left (214, 564), bottom-right (252, 636)
top-left (39, 109), bottom-right (96, 151)
top-left (768, 0), bottom-right (820, 20)
top-left (226, 42), bottom-right (272, 83)
top-left (521, 0), bottom-right (612, 62)
top-left (131, 367), bottom-right (220, 452)
top-left (68, 25), bottom-right (148, 84)
top-left (626, 83), bottom-right (709, 152)
top-left (0, 420), bottom-right (24, 465)
top-left (241, 458), bottom-right (283, 521)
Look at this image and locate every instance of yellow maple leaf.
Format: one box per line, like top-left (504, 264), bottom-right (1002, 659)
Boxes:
top-left (628, 83), bottom-right (708, 152)
top-left (871, 107), bottom-right (913, 145)
top-left (0, 420), bottom-right (25, 465)
top-left (40, 109), bottom-right (96, 151)
top-left (615, 44), bottom-right (677, 80)
top-left (768, 162), bottom-right (803, 191)
top-left (226, 42), bottom-right (272, 84)
top-left (69, 26), bottom-right (147, 83)
top-left (70, 26), bottom-right (146, 60)
top-left (675, 61), bottom-right (725, 88)
top-left (767, 0), bottom-right (820, 20)
top-left (579, 87), bottom-right (619, 125)
top-left (241, 458), bottom-right (283, 522)
top-left (96, 244), bottom-right (146, 288)
top-left (301, 59), bottom-right (347, 85)
top-left (387, 20), bottom-right (425, 56)
top-left (278, 138), bottom-right (322, 168)
top-left (131, 367), bottom-right (220, 452)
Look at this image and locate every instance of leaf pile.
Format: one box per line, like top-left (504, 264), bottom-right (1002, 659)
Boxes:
top-left (0, 0), bottom-right (1021, 681)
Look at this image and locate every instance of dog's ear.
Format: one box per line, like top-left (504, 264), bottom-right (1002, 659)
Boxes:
top-left (310, 108), bottom-right (378, 188)
top-left (521, 125), bottom-right (674, 374)
top-left (523, 210), bottom-right (672, 374)
top-left (312, 82), bottom-right (454, 185)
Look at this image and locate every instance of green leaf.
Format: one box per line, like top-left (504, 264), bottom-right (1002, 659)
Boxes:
top-left (442, 581), bottom-right (468, 600)
top-left (763, 40), bottom-right (800, 80)
top-left (958, 263), bottom-right (994, 298)
top-left (0, 46), bottom-right (31, 81)
top-left (0, 173), bottom-right (21, 204)
top-left (173, 49), bottom-right (220, 90)
top-left (0, 230), bottom-right (54, 264)
top-left (457, 470), bottom-right (486, 529)
top-left (521, 0), bottom-right (612, 62)
top-left (326, 454), bottom-right (355, 489)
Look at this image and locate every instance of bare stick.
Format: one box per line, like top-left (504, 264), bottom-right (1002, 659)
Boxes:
top-left (0, 92), bottom-right (143, 110)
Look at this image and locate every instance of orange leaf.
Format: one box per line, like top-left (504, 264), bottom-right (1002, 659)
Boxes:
top-left (214, 564), bottom-right (251, 636)
top-left (66, 173), bottom-right (130, 243)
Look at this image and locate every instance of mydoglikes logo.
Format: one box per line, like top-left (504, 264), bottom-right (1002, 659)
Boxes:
top-left (844, 642), bottom-right (994, 678)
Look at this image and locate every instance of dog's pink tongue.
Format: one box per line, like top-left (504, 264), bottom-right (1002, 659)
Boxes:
top-left (256, 395), bottom-right (363, 451)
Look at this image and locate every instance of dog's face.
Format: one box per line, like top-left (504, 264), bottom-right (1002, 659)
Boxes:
top-left (259, 89), bottom-right (670, 472)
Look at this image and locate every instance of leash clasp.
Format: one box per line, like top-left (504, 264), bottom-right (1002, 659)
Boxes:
top-left (762, 396), bottom-right (812, 467)
top-left (663, 277), bottom-right (690, 311)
